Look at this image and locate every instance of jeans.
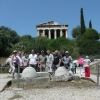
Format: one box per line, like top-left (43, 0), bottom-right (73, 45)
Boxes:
top-left (53, 64), bottom-right (59, 71)
top-left (64, 64), bottom-right (70, 71)
top-left (30, 64), bottom-right (36, 70)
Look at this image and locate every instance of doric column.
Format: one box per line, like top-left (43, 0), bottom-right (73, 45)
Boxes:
top-left (43, 30), bottom-right (45, 36)
top-left (60, 29), bottom-right (62, 37)
top-left (37, 30), bottom-right (40, 36)
top-left (49, 30), bottom-right (51, 39)
top-left (66, 29), bottom-right (68, 38)
top-left (54, 29), bottom-right (57, 39)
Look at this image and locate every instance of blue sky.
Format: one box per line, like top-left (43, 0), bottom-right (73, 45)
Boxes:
top-left (0, 0), bottom-right (100, 39)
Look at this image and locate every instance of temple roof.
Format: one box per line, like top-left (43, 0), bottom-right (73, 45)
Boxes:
top-left (36, 21), bottom-right (68, 27)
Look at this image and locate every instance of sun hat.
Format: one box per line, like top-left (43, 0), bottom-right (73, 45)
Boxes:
top-left (41, 50), bottom-right (44, 52)
top-left (65, 51), bottom-right (69, 53)
top-left (13, 50), bottom-right (17, 53)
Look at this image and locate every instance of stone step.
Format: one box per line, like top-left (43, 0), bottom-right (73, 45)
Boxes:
top-left (37, 72), bottom-right (50, 77)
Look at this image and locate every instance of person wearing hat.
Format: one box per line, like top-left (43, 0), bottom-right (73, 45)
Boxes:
top-left (16, 51), bottom-right (24, 73)
top-left (10, 50), bottom-right (18, 78)
top-left (38, 50), bottom-right (46, 72)
top-left (62, 51), bottom-right (73, 74)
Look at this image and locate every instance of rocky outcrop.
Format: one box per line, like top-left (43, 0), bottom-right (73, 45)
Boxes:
top-left (21, 67), bottom-right (37, 79)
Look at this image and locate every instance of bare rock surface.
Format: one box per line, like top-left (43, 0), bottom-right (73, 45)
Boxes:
top-left (55, 67), bottom-right (69, 77)
top-left (21, 67), bottom-right (37, 79)
top-left (0, 86), bottom-right (100, 100)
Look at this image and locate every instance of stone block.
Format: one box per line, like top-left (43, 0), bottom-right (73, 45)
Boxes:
top-left (51, 74), bottom-right (73, 82)
top-left (37, 72), bottom-right (50, 77)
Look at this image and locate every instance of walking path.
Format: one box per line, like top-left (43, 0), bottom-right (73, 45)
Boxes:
top-left (0, 74), bottom-right (12, 92)
top-left (74, 68), bottom-right (99, 83)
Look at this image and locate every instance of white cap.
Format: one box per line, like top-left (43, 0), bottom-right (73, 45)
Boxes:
top-left (65, 51), bottom-right (69, 53)
top-left (86, 56), bottom-right (89, 59)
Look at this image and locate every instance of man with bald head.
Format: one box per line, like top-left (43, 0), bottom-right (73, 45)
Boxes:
top-left (46, 50), bottom-right (54, 74)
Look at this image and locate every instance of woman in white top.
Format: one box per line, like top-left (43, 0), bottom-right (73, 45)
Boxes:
top-left (84, 56), bottom-right (91, 67)
top-left (22, 52), bottom-right (28, 67)
top-left (11, 50), bottom-right (18, 78)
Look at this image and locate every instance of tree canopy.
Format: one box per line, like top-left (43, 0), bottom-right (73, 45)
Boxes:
top-left (82, 28), bottom-right (99, 40)
top-left (71, 25), bottom-right (81, 38)
top-left (0, 26), bottom-right (20, 56)
top-left (80, 8), bottom-right (86, 35)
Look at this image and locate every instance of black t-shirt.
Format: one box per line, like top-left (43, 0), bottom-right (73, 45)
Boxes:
top-left (60, 54), bottom-right (65, 66)
top-left (53, 54), bottom-right (60, 65)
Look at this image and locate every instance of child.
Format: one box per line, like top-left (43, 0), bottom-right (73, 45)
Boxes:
top-left (74, 63), bottom-right (77, 73)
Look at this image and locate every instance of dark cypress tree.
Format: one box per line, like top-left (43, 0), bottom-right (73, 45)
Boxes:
top-left (89, 20), bottom-right (92, 28)
top-left (80, 8), bottom-right (86, 35)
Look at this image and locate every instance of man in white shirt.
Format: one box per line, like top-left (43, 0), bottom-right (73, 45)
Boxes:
top-left (46, 50), bottom-right (54, 74)
top-left (28, 49), bottom-right (38, 71)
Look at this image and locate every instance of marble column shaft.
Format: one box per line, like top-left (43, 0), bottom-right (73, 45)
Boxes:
top-left (49, 30), bottom-right (51, 39)
top-left (54, 29), bottom-right (57, 39)
top-left (60, 29), bottom-right (62, 37)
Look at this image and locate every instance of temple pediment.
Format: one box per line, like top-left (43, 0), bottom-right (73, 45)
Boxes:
top-left (37, 21), bottom-right (59, 26)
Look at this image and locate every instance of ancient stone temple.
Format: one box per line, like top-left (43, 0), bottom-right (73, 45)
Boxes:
top-left (36, 21), bottom-right (68, 39)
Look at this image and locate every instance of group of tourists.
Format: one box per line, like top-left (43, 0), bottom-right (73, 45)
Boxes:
top-left (6, 49), bottom-right (91, 78)
top-left (6, 49), bottom-right (74, 78)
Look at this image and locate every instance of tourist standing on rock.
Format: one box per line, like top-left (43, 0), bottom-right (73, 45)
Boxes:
top-left (62, 51), bottom-right (73, 74)
top-left (53, 50), bottom-right (61, 72)
top-left (46, 50), bottom-right (54, 75)
top-left (10, 50), bottom-right (18, 78)
top-left (60, 50), bottom-right (65, 66)
top-left (28, 49), bottom-right (39, 71)
top-left (16, 51), bottom-right (24, 73)
top-left (22, 52), bottom-right (28, 67)
top-left (38, 50), bottom-right (46, 72)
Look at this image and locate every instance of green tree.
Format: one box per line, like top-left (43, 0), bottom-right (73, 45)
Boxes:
top-left (89, 20), bottom-right (92, 28)
top-left (82, 28), bottom-right (99, 40)
top-left (79, 40), bottom-right (100, 55)
top-left (0, 26), bottom-right (20, 56)
top-left (72, 25), bottom-right (81, 38)
top-left (80, 8), bottom-right (86, 35)
top-left (33, 36), bottom-right (49, 53)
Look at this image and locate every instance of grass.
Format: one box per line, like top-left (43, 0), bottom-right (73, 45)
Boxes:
top-left (0, 57), bottom-right (7, 64)
top-left (0, 57), bottom-right (9, 73)
top-left (0, 68), bottom-right (9, 73)
top-left (8, 94), bottom-right (23, 100)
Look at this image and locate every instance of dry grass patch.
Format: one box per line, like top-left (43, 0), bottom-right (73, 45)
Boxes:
top-left (8, 94), bottom-right (23, 100)
top-left (6, 79), bottom-right (96, 90)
